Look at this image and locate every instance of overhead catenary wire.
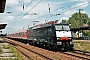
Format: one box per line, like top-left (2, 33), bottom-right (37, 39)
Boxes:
top-left (21, 0), bottom-right (24, 10)
top-left (7, 0), bottom-right (35, 27)
top-left (23, 0), bottom-right (42, 16)
top-left (10, 0), bottom-right (87, 25)
top-left (15, 0), bottom-right (42, 20)
top-left (61, 1), bottom-right (89, 13)
top-left (37, 1), bottom-right (78, 19)
top-left (37, 1), bottom-right (79, 20)
top-left (5, 0), bottom-right (35, 32)
top-left (23, 1), bottom-right (90, 22)
top-left (6, 1), bottom-right (90, 32)
top-left (43, 1), bottom-right (90, 20)
top-left (13, 0), bottom-right (42, 25)
top-left (17, 0), bottom-right (35, 17)
top-left (7, 0), bottom-right (42, 30)
top-left (55, 1), bottom-right (79, 11)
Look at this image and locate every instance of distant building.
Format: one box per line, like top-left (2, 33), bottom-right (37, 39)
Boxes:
top-left (83, 23), bottom-right (88, 27)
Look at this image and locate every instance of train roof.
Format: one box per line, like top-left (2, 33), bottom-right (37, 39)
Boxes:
top-left (30, 20), bottom-right (70, 29)
top-left (32, 23), bottom-right (70, 29)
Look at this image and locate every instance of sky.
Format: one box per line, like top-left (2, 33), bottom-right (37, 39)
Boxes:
top-left (0, 0), bottom-right (90, 34)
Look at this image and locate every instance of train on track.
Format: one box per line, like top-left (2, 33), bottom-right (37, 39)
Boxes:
top-left (6, 20), bottom-right (74, 51)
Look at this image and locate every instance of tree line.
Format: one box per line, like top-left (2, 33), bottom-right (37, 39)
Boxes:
top-left (61, 12), bottom-right (90, 36)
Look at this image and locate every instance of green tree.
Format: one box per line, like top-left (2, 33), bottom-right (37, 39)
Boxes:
top-left (67, 12), bottom-right (90, 28)
top-left (61, 19), bottom-right (67, 23)
top-left (67, 12), bottom-right (90, 36)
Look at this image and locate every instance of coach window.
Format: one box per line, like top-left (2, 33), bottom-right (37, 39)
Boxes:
top-left (24, 32), bottom-right (26, 36)
top-left (19, 33), bottom-right (21, 37)
top-left (22, 32), bottom-right (24, 36)
top-left (22, 32), bottom-right (23, 36)
top-left (19, 33), bottom-right (20, 37)
top-left (23, 32), bottom-right (24, 36)
top-left (15, 33), bottom-right (18, 37)
top-left (21, 32), bottom-right (22, 36)
top-left (17, 33), bottom-right (19, 37)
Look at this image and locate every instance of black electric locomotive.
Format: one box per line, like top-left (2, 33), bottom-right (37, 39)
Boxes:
top-left (27, 23), bottom-right (73, 51)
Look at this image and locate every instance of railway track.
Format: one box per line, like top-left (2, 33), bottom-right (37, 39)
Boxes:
top-left (3, 38), bottom-right (52, 60)
top-left (3, 38), bottom-right (90, 60)
top-left (61, 50), bottom-right (90, 60)
top-left (74, 50), bottom-right (90, 56)
top-left (15, 46), bottom-right (48, 60)
top-left (15, 46), bottom-right (30, 60)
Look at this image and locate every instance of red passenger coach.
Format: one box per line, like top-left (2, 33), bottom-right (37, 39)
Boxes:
top-left (15, 30), bottom-right (28, 39)
top-left (6, 30), bottom-right (28, 40)
top-left (14, 33), bottom-right (17, 38)
top-left (20, 30), bottom-right (28, 39)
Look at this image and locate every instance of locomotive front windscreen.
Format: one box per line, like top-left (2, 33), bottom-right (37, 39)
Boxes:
top-left (55, 25), bottom-right (70, 31)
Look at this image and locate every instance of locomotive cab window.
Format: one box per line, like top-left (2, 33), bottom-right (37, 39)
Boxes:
top-left (55, 25), bottom-right (70, 31)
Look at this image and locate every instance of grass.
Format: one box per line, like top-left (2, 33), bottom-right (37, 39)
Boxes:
top-left (3, 45), bottom-right (10, 49)
top-left (0, 58), bottom-right (20, 60)
top-left (36, 54), bottom-right (39, 59)
top-left (82, 49), bottom-right (86, 54)
top-left (53, 56), bottom-right (58, 59)
top-left (30, 58), bottom-right (33, 60)
top-left (2, 44), bottom-right (24, 60)
top-left (80, 42), bottom-right (83, 46)
top-left (74, 41), bottom-right (90, 52)
top-left (0, 48), bottom-right (2, 54)
top-left (9, 45), bottom-right (24, 60)
top-left (74, 43), bottom-right (78, 48)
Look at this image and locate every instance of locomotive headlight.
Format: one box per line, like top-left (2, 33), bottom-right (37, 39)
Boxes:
top-left (57, 38), bottom-right (60, 40)
top-left (68, 37), bottom-right (71, 40)
top-left (57, 42), bottom-right (62, 45)
top-left (70, 41), bottom-right (73, 45)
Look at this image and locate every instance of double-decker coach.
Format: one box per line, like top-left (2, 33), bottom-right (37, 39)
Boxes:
top-left (6, 30), bottom-right (28, 41)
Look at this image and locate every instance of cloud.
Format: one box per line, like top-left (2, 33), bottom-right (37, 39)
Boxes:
top-left (57, 9), bottom-right (63, 12)
top-left (25, 3), bottom-right (49, 14)
top-left (62, 1), bottom-right (88, 17)
top-left (60, 17), bottom-right (69, 21)
top-left (0, 13), bottom-right (6, 18)
top-left (17, 1), bottom-right (61, 21)
top-left (69, 0), bottom-right (89, 2)
top-left (22, 15), bottom-right (35, 19)
top-left (71, 2), bottom-right (89, 8)
top-left (64, 10), bottom-right (77, 17)
top-left (81, 11), bottom-right (86, 13)
top-left (6, 0), bottom-right (18, 6)
top-left (23, 0), bottom-right (32, 3)
top-left (0, 13), bottom-right (14, 23)
top-left (5, 16), bottom-right (14, 20)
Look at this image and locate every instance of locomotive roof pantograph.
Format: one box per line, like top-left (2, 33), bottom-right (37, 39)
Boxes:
top-left (32, 20), bottom-right (58, 29)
